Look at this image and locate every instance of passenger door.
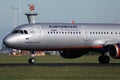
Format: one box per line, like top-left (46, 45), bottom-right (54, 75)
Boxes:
top-left (81, 26), bottom-right (90, 41)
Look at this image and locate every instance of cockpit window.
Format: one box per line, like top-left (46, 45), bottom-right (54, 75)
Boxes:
top-left (19, 30), bottom-right (23, 34)
top-left (12, 30), bottom-right (19, 33)
top-left (12, 30), bottom-right (28, 34)
top-left (24, 30), bottom-right (28, 34)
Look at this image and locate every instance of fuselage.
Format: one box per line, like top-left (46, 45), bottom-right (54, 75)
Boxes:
top-left (3, 23), bottom-right (120, 50)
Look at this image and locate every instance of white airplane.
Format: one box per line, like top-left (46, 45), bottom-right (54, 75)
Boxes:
top-left (3, 23), bottom-right (120, 64)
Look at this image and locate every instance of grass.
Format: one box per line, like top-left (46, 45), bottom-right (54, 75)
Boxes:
top-left (0, 54), bottom-right (120, 80)
top-left (0, 66), bottom-right (120, 80)
top-left (0, 54), bottom-right (120, 63)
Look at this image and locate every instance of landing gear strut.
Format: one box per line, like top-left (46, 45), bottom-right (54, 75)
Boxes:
top-left (28, 51), bottom-right (36, 64)
top-left (98, 55), bottom-right (110, 64)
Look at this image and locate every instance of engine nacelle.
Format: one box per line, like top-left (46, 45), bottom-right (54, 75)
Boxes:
top-left (107, 44), bottom-right (120, 59)
top-left (60, 49), bottom-right (89, 59)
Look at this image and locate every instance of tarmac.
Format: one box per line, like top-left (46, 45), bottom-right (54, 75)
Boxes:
top-left (0, 63), bottom-right (120, 67)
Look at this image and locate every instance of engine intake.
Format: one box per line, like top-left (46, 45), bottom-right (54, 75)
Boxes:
top-left (108, 44), bottom-right (120, 59)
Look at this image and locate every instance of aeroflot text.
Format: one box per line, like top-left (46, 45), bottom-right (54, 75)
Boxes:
top-left (49, 25), bottom-right (77, 28)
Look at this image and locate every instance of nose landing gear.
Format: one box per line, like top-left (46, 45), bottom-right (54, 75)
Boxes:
top-left (28, 58), bottom-right (35, 64)
top-left (28, 51), bottom-right (36, 64)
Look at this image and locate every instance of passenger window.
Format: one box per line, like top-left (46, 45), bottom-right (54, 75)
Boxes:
top-left (68, 32), bottom-right (70, 34)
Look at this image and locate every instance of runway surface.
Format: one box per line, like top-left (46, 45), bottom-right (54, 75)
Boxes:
top-left (0, 63), bottom-right (120, 67)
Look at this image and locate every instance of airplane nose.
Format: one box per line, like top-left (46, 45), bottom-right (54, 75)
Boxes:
top-left (3, 36), bottom-right (14, 47)
top-left (3, 36), bottom-right (10, 46)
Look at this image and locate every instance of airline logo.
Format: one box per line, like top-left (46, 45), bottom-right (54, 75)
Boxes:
top-left (49, 25), bottom-right (77, 28)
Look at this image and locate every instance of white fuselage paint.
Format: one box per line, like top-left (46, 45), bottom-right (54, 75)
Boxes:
top-left (3, 23), bottom-right (120, 50)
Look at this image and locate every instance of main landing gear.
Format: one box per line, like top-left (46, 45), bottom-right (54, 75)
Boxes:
top-left (28, 51), bottom-right (36, 64)
top-left (98, 54), bottom-right (110, 64)
top-left (27, 51), bottom-right (110, 64)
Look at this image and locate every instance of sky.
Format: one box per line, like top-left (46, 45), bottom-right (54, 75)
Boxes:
top-left (0, 0), bottom-right (120, 48)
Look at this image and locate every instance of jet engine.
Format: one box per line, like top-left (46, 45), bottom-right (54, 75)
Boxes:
top-left (107, 44), bottom-right (120, 59)
top-left (60, 49), bottom-right (89, 59)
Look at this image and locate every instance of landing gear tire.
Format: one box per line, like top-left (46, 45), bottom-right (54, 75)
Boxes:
top-left (28, 58), bottom-right (35, 64)
top-left (98, 55), bottom-right (110, 64)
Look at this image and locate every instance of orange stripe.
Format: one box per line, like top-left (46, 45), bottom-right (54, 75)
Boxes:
top-left (27, 46), bottom-right (104, 51)
top-left (90, 46), bottom-right (103, 49)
